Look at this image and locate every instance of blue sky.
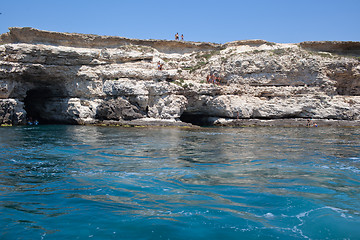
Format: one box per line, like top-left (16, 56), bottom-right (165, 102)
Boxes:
top-left (1, 0), bottom-right (359, 44)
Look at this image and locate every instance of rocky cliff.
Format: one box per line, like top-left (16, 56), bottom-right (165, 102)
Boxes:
top-left (1, 27), bottom-right (360, 126)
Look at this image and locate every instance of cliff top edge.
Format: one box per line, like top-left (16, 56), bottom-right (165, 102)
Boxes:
top-left (1, 27), bottom-right (360, 53)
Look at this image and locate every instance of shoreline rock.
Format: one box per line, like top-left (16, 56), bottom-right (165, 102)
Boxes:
top-left (92, 118), bottom-right (360, 128)
top-left (211, 118), bottom-right (360, 127)
top-left (95, 118), bottom-right (195, 128)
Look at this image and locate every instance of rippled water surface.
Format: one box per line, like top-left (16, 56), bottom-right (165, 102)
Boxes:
top-left (1, 125), bottom-right (360, 239)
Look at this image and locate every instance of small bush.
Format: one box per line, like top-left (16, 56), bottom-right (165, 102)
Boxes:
top-left (271, 49), bottom-right (287, 55)
top-left (252, 50), bottom-right (265, 54)
top-left (195, 50), bottom-right (220, 60)
top-left (266, 42), bottom-right (276, 46)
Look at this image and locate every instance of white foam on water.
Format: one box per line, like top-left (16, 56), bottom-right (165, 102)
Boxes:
top-left (338, 165), bottom-right (360, 173)
top-left (263, 212), bottom-right (275, 219)
top-left (292, 206), bottom-right (355, 239)
top-left (296, 206), bottom-right (349, 220)
top-left (198, 131), bottom-right (237, 136)
top-left (315, 162), bottom-right (360, 173)
top-left (324, 206), bottom-right (354, 219)
top-left (41, 233), bottom-right (46, 240)
top-left (9, 159), bottom-right (18, 163)
top-left (291, 226), bottom-right (310, 239)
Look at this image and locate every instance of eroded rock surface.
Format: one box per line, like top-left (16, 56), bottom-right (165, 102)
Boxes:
top-left (0, 27), bottom-right (360, 126)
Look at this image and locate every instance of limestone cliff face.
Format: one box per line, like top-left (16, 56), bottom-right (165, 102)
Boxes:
top-left (0, 27), bottom-right (359, 126)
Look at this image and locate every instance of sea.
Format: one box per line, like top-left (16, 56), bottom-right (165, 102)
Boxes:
top-left (0, 125), bottom-right (359, 239)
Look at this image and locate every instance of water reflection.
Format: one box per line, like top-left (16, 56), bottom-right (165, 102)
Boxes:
top-left (69, 127), bottom-right (360, 216)
top-left (1, 126), bottom-right (360, 239)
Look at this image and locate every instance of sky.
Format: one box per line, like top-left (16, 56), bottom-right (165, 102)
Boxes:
top-left (0, 0), bottom-right (359, 44)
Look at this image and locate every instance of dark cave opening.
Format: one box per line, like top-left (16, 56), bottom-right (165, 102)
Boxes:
top-left (24, 88), bottom-right (57, 124)
top-left (179, 112), bottom-right (214, 126)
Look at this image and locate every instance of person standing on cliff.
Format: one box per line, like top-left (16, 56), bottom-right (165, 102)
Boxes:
top-left (157, 61), bottom-right (163, 70)
top-left (181, 34), bottom-right (184, 41)
top-left (206, 74), bottom-right (211, 83)
top-left (175, 33), bottom-right (179, 40)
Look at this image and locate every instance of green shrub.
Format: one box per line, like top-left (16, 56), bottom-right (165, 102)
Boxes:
top-left (271, 49), bottom-right (287, 55)
top-left (266, 42), bottom-right (276, 46)
top-left (182, 67), bottom-right (193, 70)
top-left (195, 50), bottom-right (220, 60)
top-left (252, 50), bottom-right (265, 54)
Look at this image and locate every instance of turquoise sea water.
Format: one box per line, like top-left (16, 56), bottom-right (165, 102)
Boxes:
top-left (0, 125), bottom-right (359, 239)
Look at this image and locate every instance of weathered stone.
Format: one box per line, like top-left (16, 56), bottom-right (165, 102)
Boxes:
top-left (0, 27), bottom-right (360, 126)
top-left (148, 95), bottom-right (187, 119)
top-left (96, 98), bottom-right (144, 121)
top-left (0, 99), bottom-right (26, 124)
